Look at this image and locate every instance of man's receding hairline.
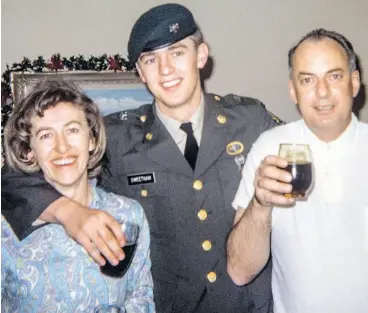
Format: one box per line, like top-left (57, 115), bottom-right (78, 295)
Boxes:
top-left (291, 37), bottom-right (351, 69)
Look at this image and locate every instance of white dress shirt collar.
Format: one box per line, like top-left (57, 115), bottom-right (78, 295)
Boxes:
top-left (155, 94), bottom-right (205, 150)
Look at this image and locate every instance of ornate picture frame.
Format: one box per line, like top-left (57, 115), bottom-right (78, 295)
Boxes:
top-left (11, 71), bottom-right (153, 116)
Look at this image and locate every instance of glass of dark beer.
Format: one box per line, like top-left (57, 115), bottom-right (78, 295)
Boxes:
top-left (100, 221), bottom-right (139, 279)
top-left (278, 144), bottom-right (314, 199)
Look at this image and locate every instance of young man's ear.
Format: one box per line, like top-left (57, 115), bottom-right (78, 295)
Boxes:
top-left (136, 63), bottom-right (147, 84)
top-left (197, 43), bottom-right (209, 70)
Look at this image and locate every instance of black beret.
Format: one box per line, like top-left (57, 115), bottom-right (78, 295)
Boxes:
top-left (128, 3), bottom-right (198, 64)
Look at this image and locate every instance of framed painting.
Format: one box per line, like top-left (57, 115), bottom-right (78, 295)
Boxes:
top-left (11, 71), bottom-right (153, 116)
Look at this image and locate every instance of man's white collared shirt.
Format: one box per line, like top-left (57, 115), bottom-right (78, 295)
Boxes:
top-left (233, 115), bottom-right (368, 313)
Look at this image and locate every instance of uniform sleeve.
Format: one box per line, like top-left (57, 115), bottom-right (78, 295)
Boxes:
top-left (123, 202), bottom-right (155, 313)
top-left (1, 165), bottom-right (62, 240)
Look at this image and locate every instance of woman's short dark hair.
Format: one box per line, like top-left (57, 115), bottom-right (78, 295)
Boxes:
top-left (4, 79), bottom-right (106, 178)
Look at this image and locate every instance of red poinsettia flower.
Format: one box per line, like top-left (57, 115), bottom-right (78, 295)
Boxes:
top-left (107, 56), bottom-right (122, 72)
top-left (46, 54), bottom-right (64, 71)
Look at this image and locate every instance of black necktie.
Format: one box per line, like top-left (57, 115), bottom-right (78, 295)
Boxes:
top-left (180, 122), bottom-right (198, 170)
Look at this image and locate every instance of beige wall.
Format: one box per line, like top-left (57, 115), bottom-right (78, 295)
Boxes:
top-left (2, 0), bottom-right (368, 122)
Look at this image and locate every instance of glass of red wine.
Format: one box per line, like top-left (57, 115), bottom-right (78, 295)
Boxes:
top-left (278, 144), bottom-right (314, 199)
top-left (100, 221), bottom-right (139, 279)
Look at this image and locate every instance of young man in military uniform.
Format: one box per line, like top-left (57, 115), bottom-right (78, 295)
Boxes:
top-left (2, 4), bottom-right (282, 312)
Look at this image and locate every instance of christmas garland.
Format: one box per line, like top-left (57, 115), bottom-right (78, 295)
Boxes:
top-left (1, 53), bottom-right (134, 136)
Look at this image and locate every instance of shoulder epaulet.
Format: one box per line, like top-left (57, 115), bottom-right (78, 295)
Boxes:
top-left (222, 94), bottom-right (284, 125)
top-left (221, 94), bottom-right (266, 108)
top-left (209, 93), bottom-right (245, 107)
top-left (104, 104), bottom-right (151, 125)
top-left (210, 93), bottom-right (284, 125)
top-left (266, 110), bottom-right (284, 125)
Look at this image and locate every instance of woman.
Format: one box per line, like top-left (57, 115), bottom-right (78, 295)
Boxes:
top-left (1, 79), bottom-right (155, 313)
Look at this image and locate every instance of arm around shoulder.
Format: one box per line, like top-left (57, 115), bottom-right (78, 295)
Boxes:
top-left (1, 165), bottom-right (63, 239)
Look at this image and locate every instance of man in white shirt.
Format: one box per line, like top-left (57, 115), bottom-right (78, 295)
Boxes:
top-left (227, 28), bottom-right (368, 313)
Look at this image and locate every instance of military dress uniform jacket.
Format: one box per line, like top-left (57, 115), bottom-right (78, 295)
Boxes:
top-left (100, 93), bottom-right (279, 313)
top-left (2, 93), bottom-right (281, 313)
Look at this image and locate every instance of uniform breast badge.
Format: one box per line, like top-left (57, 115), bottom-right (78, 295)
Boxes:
top-left (226, 141), bottom-right (245, 171)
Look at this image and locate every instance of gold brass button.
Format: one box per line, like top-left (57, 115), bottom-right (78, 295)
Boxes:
top-left (202, 240), bottom-right (212, 251)
top-left (140, 189), bottom-right (148, 197)
top-left (214, 95), bottom-right (221, 101)
top-left (197, 209), bottom-right (207, 221)
top-left (140, 115), bottom-right (147, 122)
top-left (217, 115), bottom-right (227, 124)
top-left (207, 271), bottom-right (217, 283)
top-left (145, 133), bottom-right (153, 141)
top-left (193, 180), bottom-right (203, 190)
